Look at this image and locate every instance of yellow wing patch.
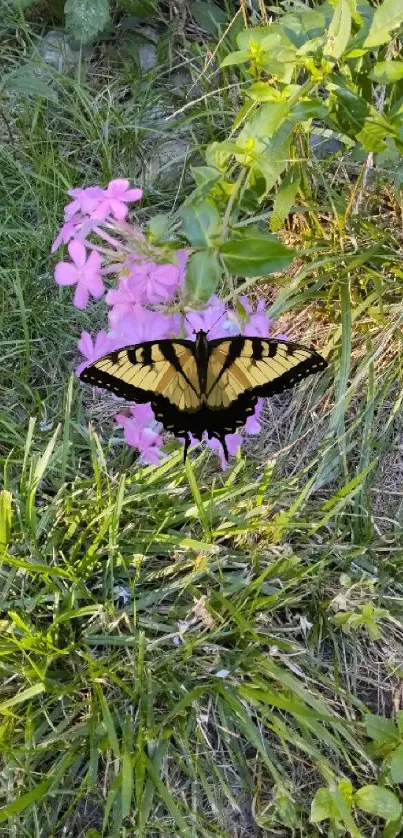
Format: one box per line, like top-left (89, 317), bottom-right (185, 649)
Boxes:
top-left (206, 339), bottom-right (318, 409)
top-left (94, 343), bottom-right (201, 411)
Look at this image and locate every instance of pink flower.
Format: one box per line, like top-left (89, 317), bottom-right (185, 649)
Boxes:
top-left (206, 433), bottom-right (243, 469)
top-left (75, 329), bottom-right (124, 376)
top-left (185, 296), bottom-right (241, 339)
top-left (51, 216), bottom-right (81, 253)
top-left (243, 300), bottom-right (271, 338)
top-left (245, 398), bottom-right (263, 434)
top-left (91, 180), bottom-right (143, 222)
top-left (55, 240), bottom-right (104, 309)
top-left (107, 259), bottom-right (181, 309)
top-left (64, 186), bottom-right (106, 220)
top-left (116, 404), bottom-right (164, 465)
top-left (176, 249), bottom-right (189, 287)
top-left (108, 303), bottom-right (177, 343)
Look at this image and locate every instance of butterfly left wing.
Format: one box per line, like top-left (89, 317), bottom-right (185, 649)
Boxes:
top-left (79, 339), bottom-right (202, 419)
top-left (206, 336), bottom-right (327, 409)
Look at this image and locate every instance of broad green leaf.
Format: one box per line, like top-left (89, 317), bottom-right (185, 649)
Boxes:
top-left (4, 65), bottom-right (58, 102)
top-left (396, 710), bottom-right (403, 737)
top-left (191, 0), bottom-right (228, 34)
top-left (390, 743), bottom-right (403, 783)
top-left (147, 214), bottom-right (170, 242)
top-left (365, 714), bottom-right (399, 746)
top-left (65, 0), bottom-right (111, 45)
top-left (181, 200), bottom-right (221, 247)
top-left (9, 0), bottom-right (37, 7)
top-left (191, 166), bottom-right (221, 196)
top-left (118, 0), bottom-right (156, 17)
top-left (219, 228), bottom-right (295, 277)
top-left (246, 82), bottom-right (281, 103)
top-left (384, 819), bottom-right (403, 838)
top-left (355, 785), bottom-right (402, 821)
top-left (364, 0), bottom-right (403, 48)
top-left (371, 61), bottom-right (403, 83)
top-left (270, 167), bottom-right (301, 232)
top-left (325, 0), bottom-right (352, 58)
top-left (329, 88), bottom-right (395, 151)
top-left (237, 102), bottom-right (290, 147)
top-left (328, 782), bottom-right (363, 837)
top-left (290, 100), bottom-right (328, 121)
top-left (185, 249), bottom-right (221, 302)
top-left (221, 49), bottom-right (250, 68)
top-left (310, 787), bottom-right (333, 823)
top-left (281, 9), bottom-right (327, 47)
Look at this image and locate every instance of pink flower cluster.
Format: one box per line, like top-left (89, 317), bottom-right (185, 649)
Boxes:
top-left (53, 181), bottom-right (276, 467)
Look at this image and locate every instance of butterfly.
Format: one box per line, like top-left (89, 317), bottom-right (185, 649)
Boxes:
top-left (79, 330), bottom-right (327, 461)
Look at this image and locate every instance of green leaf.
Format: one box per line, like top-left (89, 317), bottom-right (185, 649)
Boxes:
top-left (325, 0), bottom-right (352, 59)
top-left (384, 819), bottom-right (403, 838)
top-left (180, 200), bottom-right (221, 247)
top-left (191, 166), bottom-right (221, 196)
top-left (65, 0), bottom-right (111, 45)
top-left (365, 714), bottom-right (399, 746)
top-left (219, 228), bottom-right (295, 277)
top-left (185, 249), bottom-right (221, 302)
top-left (0, 490), bottom-right (12, 554)
top-left (329, 87), bottom-right (395, 151)
top-left (270, 168), bottom-right (301, 232)
top-left (310, 787), bottom-right (333, 823)
top-left (118, 0), bottom-right (156, 17)
top-left (290, 100), bottom-right (328, 121)
top-left (147, 214), bottom-right (170, 243)
top-left (4, 65), bottom-right (58, 102)
top-left (355, 785), bottom-right (402, 821)
top-left (390, 743), bottom-right (403, 783)
top-left (0, 683), bottom-right (45, 712)
top-left (238, 102), bottom-right (290, 146)
top-left (371, 61), bottom-right (403, 83)
top-left (0, 780), bottom-right (52, 824)
top-left (364, 0), bottom-right (403, 48)
top-left (221, 49), bottom-right (251, 68)
top-left (190, 0), bottom-right (228, 34)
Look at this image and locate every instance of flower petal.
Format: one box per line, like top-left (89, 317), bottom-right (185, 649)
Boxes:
top-left (124, 188), bottom-right (143, 202)
top-left (85, 274), bottom-right (105, 299)
top-left (73, 283), bottom-right (90, 309)
top-left (77, 331), bottom-right (94, 359)
top-left (55, 262), bottom-right (78, 286)
top-left (109, 198), bottom-right (129, 220)
top-left (68, 239), bottom-right (87, 269)
top-left (107, 179), bottom-right (130, 197)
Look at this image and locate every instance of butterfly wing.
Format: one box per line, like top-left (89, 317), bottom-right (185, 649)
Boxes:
top-left (206, 335), bottom-right (327, 412)
top-left (79, 340), bottom-right (202, 428)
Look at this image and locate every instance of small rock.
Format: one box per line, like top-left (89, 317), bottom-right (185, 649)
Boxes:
top-left (143, 138), bottom-right (190, 188)
top-left (310, 133), bottom-right (343, 160)
top-left (138, 41), bottom-right (157, 73)
top-left (169, 68), bottom-right (204, 99)
top-left (38, 30), bottom-right (83, 74)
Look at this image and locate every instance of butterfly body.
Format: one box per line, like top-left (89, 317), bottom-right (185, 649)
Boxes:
top-left (80, 329), bottom-right (327, 461)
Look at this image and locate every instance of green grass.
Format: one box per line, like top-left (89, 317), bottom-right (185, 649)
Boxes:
top-left (1, 5), bottom-right (403, 836)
